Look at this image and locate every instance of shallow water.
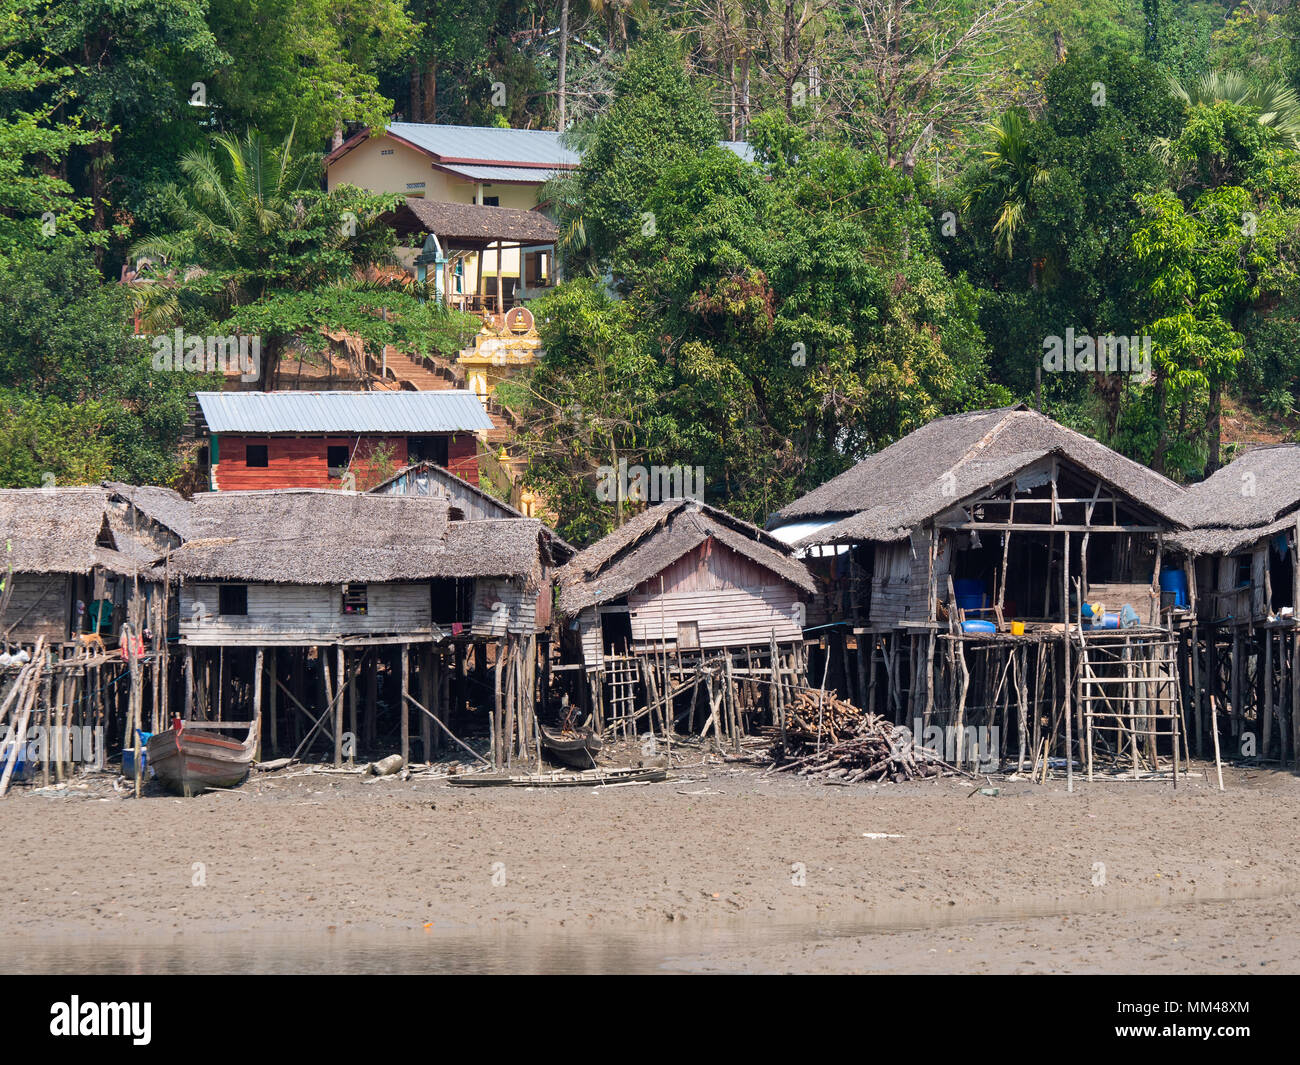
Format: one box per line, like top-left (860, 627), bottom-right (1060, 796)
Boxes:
top-left (3, 884), bottom-right (1290, 974)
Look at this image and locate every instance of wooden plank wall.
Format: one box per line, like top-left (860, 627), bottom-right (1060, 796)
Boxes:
top-left (180, 581), bottom-right (432, 642)
top-left (446, 435), bottom-right (479, 486)
top-left (577, 611), bottom-right (604, 670)
top-left (624, 538), bottom-right (805, 650)
top-left (470, 577), bottom-right (537, 636)
top-left (213, 434), bottom-right (411, 491)
top-left (2, 573), bottom-right (72, 641)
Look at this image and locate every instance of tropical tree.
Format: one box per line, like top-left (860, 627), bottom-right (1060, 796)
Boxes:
top-left (131, 127), bottom-right (476, 388)
top-left (964, 109), bottom-right (1048, 262)
top-left (1167, 69), bottom-right (1300, 146)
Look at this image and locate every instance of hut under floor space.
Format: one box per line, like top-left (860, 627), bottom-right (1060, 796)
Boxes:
top-left (178, 633), bottom-right (544, 771)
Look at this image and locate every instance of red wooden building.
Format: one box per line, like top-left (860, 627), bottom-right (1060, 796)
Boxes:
top-left (194, 391), bottom-right (492, 492)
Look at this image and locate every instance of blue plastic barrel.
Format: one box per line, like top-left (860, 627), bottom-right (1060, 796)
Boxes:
top-left (962, 619), bottom-right (997, 633)
top-left (1159, 569), bottom-right (1188, 607)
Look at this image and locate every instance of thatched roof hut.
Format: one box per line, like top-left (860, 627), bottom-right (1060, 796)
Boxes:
top-left (0, 487), bottom-right (149, 576)
top-left (1167, 444), bottom-right (1300, 556)
top-left (772, 405), bottom-right (1187, 546)
top-left (557, 499), bottom-right (815, 618)
top-left (165, 490), bottom-right (551, 584)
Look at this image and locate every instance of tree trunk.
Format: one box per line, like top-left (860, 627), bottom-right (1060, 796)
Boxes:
top-left (740, 50), bottom-right (751, 134)
top-left (423, 60), bottom-right (437, 123)
top-left (410, 64), bottom-right (422, 122)
top-left (558, 0), bottom-right (568, 129)
top-left (1207, 380), bottom-right (1223, 473)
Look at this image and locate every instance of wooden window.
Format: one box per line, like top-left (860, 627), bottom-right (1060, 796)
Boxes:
top-left (677, 620), bottom-right (700, 649)
top-left (327, 445), bottom-right (350, 477)
top-left (342, 583), bottom-right (368, 615)
top-left (245, 444), bottom-right (268, 468)
top-left (218, 585), bottom-right (247, 616)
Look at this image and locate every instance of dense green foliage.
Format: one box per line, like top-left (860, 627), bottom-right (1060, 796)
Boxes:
top-left (4, 0), bottom-right (1300, 539)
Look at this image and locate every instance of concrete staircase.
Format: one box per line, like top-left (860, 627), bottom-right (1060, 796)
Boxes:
top-left (381, 348), bottom-right (464, 391)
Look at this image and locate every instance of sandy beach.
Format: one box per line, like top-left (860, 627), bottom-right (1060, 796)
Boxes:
top-left (2, 755), bottom-right (1298, 973)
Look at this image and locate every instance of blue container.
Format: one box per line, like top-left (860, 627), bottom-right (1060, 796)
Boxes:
top-left (962, 619), bottom-right (997, 633)
top-left (121, 731), bottom-right (152, 777)
top-left (0, 741), bottom-right (30, 780)
top-left (1159, 569), bottom-right (1189, 607)
top-left (1086, 612), bottom-right (1120, 630)
top-left (954, 579), bottom-right (986, 597)
top-left (956, 593), bottom-right (988, 612)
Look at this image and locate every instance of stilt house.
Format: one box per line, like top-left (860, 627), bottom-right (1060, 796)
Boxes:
top-left (769, 405), bottom-right (1192, 779)
top-left (1166, 443), bottom-right (1300, 765)
top-left (555, 499), bottom-right (816, 741)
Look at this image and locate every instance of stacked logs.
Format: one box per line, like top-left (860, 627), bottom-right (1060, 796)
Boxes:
top-left (767, 690), bottom-right (942, 784)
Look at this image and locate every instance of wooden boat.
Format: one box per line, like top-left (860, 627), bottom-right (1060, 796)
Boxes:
top-left (539, 723), bottom-right (602, 768)
top-left (146, 717), bottom-right (258, 796)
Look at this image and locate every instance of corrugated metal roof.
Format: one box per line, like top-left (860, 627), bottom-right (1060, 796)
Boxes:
top-left (437, 163), bottom-right (566, 183)
top-left (721, 140), bottom-right (755, 162)
top-left (387, 123), bottom-right (580, 167)
top-left (196, 391), bottom-right (494, 434)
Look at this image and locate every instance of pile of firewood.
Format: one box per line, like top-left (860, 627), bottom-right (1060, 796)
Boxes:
top-left (766, 690), bottom-right (943, 784)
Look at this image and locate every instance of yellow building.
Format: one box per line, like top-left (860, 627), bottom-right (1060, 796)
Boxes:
top-left (327, 123), bottom-right (576, 309)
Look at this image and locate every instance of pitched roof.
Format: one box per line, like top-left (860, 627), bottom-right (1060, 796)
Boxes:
top-left (774, 406), bottom-right (1187, 545)
top-left (556, 500), bottom-right (816, 616)
top-left (394, 198), bottom-right (558, 246)
top-left (1167, 444), bottom-right (1300, 554)
top-left (194, 390), bottom-right (493, 434)
top-left (165, 490), bottom-right (543, 584)
top-left (385, 123), bottom-right (580, 169)
top-left (103, 482), bottom-right (194, 539)
top-left (0, 488), bottom-right (144, 575)
top-left (328, 123), bottom-right (752, 180)
top-left (367, 459), bottom-right (575, 558)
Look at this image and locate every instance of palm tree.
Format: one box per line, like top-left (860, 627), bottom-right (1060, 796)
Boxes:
top-left (1168, 70), bottom-right (1300, 146)
top-left (129, 124), bottom-right (415, 389)
top-left (964, 109), bottom-right (1049, 262)
top-left (964, 109), bottom-right (1050, 408)
top-left (131, 123), bottom-right (315, 298)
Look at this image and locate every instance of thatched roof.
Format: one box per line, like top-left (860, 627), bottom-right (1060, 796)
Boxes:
top-left (442, 519), bottom-right (552, 582)
top-left (0, 488), bottom-right (147, 575)
top-left (368, 460), bottom-right (575, 559)
top-left (556, 500), bottom-right (816, 616)
top-left (774, 406), bottom-right (1187, 546)
top-left (1167, 444), bottom-right (1300, 555)
top-left (103, 482), bottom-right (194, 539)
top-left (165, 490), bottom-right (543, 583)
top-left (385, 198), bottom-right (558, 248)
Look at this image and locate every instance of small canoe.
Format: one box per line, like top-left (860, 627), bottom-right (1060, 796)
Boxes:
top-left (539, 724), bottom-right (602, 768)
top-left (147, 717), bottom-right (258, 796)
